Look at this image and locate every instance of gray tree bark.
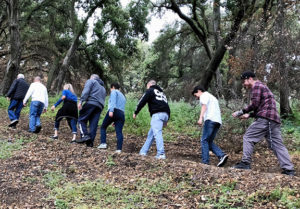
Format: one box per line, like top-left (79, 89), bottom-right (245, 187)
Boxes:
top-left (0, 0), bottom-right (21, 95)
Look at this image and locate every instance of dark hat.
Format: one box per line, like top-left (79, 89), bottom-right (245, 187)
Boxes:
top-left (241, 71), bottom-right (256, 80)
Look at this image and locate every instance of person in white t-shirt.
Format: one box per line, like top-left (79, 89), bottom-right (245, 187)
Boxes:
top-left (192, 85), bottom-right (228, 167)
top-left (23, 76), bottom-right (48, 133)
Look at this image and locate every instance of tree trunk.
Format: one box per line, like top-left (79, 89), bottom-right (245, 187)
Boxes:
top-left (277, 0), bottom-right (292, 118)
top-left (46, 56), bottom-right (60, 92)
top-left (0, 0), bottom-right (21, 95)
top-left (56, 2), bottom-right (103, 92)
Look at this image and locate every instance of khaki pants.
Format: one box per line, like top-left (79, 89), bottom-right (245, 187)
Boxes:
top-left (242, 118), bottom-right (294, 170)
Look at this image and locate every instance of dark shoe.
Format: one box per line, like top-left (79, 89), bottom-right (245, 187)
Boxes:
top-left (9, 120), bottom-right (18, 127)
top-left (86, 141), bottom-right (93, 147)
top-left (217, 154), bottom-right (229, 167)
top-left (282, 169), bottom-right (295, 176)
top-left (233, 161), bottom-right (251, 170)
top-left (34, 125), bottom-right (42, 133)
top-left (75, 135), bottom-right (91, 143)
top-left (70, 140), bottom-right (76, 143)
top-left (50, 135), bottom-right (58, 140)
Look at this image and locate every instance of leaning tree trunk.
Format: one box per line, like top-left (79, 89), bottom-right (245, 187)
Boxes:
top-left (55, 3), bottom-right (102, 93)
top-left (277, 0), bottom-right (292, 118)
top-left (0, 0), bottom-right (21, 95)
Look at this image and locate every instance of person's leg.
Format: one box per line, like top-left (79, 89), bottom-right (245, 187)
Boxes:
top-left (100, 112), bottom-right (113, 145)
top-left (139, 127), bottom-right (154, 155)
top-left (241, 118), bottom-right (268, 164)
top-left (29, 101), bottom-right (38, 132)
top-left (265, 121), bottom-right (294, 171)
top-left (151, 113), bottom-right (168, 157)
top-left (78, 104), bottom-right (94, 137)
top-left (14, 100), bottom-right (24, 120)
top-left (207, 122), bottom-right (225, 158)
top-left (114, 109), bottom-right (125, 151)
top-left (53, 117), bottom-right (63, 136)
top-left (8, 99), bottom-right (18, 121)
top-left (35, 102), bottom-right (44, 127)
top-left (201, 120), bottom-right (213, 164)
top-left (88, 106), bottom-right (102, 144)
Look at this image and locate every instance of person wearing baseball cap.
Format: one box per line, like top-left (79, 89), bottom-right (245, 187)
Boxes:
top-left (232, 71), bottom-right (295, 176)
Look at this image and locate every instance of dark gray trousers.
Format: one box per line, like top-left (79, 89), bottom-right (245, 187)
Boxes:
top-left (242, 118), bottom-right (294, 170)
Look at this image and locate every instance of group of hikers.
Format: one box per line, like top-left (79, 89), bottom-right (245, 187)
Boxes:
top-left (5, 71), bottom-right (295, 176)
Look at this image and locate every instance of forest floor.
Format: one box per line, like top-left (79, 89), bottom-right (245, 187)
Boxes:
top-left (0, 109), bottom-right (299, 208)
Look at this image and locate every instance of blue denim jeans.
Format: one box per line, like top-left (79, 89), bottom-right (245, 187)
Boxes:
top-left (139, 112), bottom-right (169, 157)
top-left (55, 118), bottom-right (77, 134)
top-left (8, 99), bottom-right (24, 121)
top-left (29, 101), bottom-right (44, 132)
top-left (100, 109), bottom-right (125, 150)
top-left (78, 103), bottom-right (103, 142)
top-left (201, 120), bottom-right (224, 164)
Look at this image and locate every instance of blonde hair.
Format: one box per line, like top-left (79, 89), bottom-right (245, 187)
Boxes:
top-left (63, 83), bottom-right (75, 94)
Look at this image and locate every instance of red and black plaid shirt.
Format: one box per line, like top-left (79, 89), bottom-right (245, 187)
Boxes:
top-left (243, 81), bottom-right (280, 123)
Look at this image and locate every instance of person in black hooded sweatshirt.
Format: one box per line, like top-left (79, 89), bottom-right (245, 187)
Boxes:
top-left (133, 80), bottom-right (170, 159)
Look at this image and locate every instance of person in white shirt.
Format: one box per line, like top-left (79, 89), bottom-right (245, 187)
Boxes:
top-left (192, 85), bottom-right (228, 167)
top-left (23, 76), bottom-right (48, 133)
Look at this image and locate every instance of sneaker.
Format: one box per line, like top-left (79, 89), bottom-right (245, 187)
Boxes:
top-left (70, 140), bottom-right (76, 143)
top-left (233, 161), bottom-right (251, 170)
top-left (139, 152), bottom-right (147, 156)
top-left (8, 120), bottom-right (18, 127)
top-left (86, 141), bottom-right (93, 147)
top-left (34, 125), bottom-right (42, 133)
top-left (155, 154), bottom-right (166, 160)
top-left (97, 143), bottom-right (107, 149)
top-left (217, 154), bottom-right (229, 167)
top-left (75, 135), bottom-right (91, 143)
top-left (281, 169), bottom-right (295, 176)
top-left (49, 135), bottom-right (58, 140)
top-left (115, 150), bottom-right (122, 153)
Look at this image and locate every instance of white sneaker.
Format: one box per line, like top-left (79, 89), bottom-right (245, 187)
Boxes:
top-left (155, 154), bottom-right (166, 160)
top-left (97, 143), bottom-right (107, 149)
top-left (139, 152), bottom-right (147, 156)
top-left (217, 154), bottom-right (228, 167)
top-left (115, 150), bottom-right (121, 153)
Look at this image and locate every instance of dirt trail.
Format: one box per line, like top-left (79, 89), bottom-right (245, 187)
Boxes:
top-left (0, 110), bottom-right (299, 208)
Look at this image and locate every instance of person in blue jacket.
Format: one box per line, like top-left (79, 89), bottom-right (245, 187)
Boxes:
top-left (50, 84), bottom-right (78, 142)
top-left (98, 83), bottom-right (126, 153)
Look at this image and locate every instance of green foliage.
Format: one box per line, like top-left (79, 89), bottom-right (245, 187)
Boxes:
top-left (105, 155), bottom-right (116, 167)
top-left (0, 97), bottom-right (10, 108)
top-left (50, 179), bottom-right (155, 208)
top-left (0, 137), bottom-right (32, 159)
top-left (248, 187), bottom-right (300, 208)
top-left (43, 170), bottom-right (66, 189)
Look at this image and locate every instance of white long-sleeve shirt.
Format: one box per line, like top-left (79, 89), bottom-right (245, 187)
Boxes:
top-left (23, 82), bottom-right (48, 109)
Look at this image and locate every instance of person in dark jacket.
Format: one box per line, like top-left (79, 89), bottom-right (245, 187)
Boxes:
top-left (50, 84), bottom-right (78, 142)
top-left (133, 80), bottom-right (170, 159)
top-left (6, 74), bottom-right (29, 128)
top-left (232, 71), bottom-right (295, 176)
top-left (75, 74), bottom-right (106, 147)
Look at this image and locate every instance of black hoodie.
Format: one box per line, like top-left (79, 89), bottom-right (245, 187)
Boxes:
top-left (135, 85), bottom-right (170, 118)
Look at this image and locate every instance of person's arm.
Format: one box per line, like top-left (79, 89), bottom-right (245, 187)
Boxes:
top-left (6, 79), bottom-right (18, 98)
top-left (133, 90), bottom-right (151, 117)
top-left (233, 85), bottom-right (261, 118)
top-left (109, 90), bottom-right (117, 113)
top-left (198, 104), bottom-right (207, 126)
top-left (23, 84), bottom-right (33, 105)
top-left (44, 88), bottom-right (48, 110)
top-left (80, 80), bottom-right (93, 104)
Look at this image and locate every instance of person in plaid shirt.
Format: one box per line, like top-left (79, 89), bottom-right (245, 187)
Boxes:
top-left (232, 71), bottom-right (295, 176)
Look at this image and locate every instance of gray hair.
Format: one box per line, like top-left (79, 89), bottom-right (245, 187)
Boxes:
top-left (17, 74), bottom-right (24, 79)
top-left (90, 74), bottom-right (99, 80)
top-left (34, 76), bottom-right (41, 82)
top-left (147, 80), bottom-right (156, 86)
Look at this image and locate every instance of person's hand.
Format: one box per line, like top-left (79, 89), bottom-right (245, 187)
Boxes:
top-left (240, 113), bottom-right (250, 120)
top-left (109, 112), bottom-right (113, 117)
top-left (163, 122), bottom-right (168, 127)
top-left (232, 110), bottom-right (243, 118)
top-left (6, 97), bottom-right (10, 101)
top-left (23, 103), bottom-right (26, 107)
top-left (112, 123), bottom-right (115, 127)
top-left (78, 103), bottom-right (82, 110)
top-left (133, 114), bottom-right (136, 119)
top-left (43, 109), bottom-right (47, 113)
top-left (51, 105), bottom-right (55, 111)
top-left (197, 118), bottom-right (203, 126)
